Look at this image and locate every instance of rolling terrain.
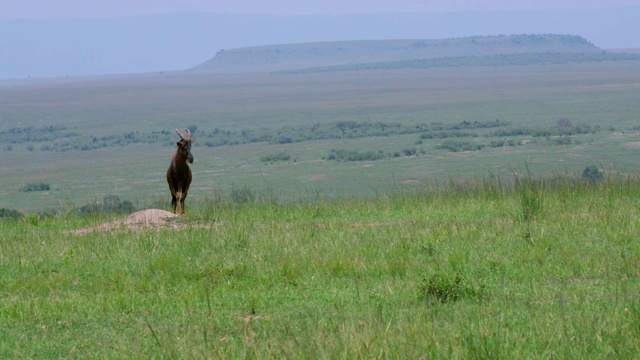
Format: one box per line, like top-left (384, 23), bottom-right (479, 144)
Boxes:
top-left (2, 34), bottom-right (640, 357)
top-left (1, 36), bottom-right (640, 213)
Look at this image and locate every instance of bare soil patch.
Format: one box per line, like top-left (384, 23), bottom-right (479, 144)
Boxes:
top-left (72, 209), bottom-right (181, 235)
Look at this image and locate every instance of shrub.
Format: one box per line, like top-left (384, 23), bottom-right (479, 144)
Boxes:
top-left (420, 130), bottom-right (477, 139)
top-left (488, 139), bottom-right (517, 148)
top-left (551, 136), bottom-right (572, 145)
top-left (402, 147), bottom-right (418, 156)
top-left (582, 165), bottom-right (603, 183)
top-left (260, 152), bottom-right (291, 163)
top-left (326, 149), bottom-right (385, 162)
top-left (436, 140), bottom-right (484, 152)
top-left (21, 182), bottom-right (51, 192)
top-left (557, 118), bottom-right (572, 129)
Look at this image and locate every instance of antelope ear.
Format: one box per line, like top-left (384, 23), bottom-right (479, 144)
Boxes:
top-left (191, 139), bottom-right (196, 143)
top-left (176, 141), bottom-right (182, 147)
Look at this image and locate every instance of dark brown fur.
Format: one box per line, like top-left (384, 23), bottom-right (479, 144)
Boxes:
top-left (167, 129), bottom-right (195, 215)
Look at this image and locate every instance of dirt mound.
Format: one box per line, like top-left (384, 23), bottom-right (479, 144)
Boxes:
top-left (72, 209), bottom-right (179, 235)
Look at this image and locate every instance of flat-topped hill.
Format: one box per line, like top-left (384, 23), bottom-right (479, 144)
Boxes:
top-left (191, 34), bottom-right (605, 73)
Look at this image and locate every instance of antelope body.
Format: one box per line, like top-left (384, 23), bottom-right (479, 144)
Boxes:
top-left (167, 129), bottom-right (195, 215)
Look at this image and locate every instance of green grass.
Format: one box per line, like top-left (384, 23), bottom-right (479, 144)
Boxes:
top-left (2, 43), bottom-right (640, 358)
top-left (2, 176), bottom-right (640, 358)
top-left (2, 62), bottom-right (640, 213)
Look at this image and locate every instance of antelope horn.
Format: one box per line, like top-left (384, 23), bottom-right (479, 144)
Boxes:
top-left (184, 128), bottom-right (192, 140)
top-left (175, 128), bottom-right (186, 140)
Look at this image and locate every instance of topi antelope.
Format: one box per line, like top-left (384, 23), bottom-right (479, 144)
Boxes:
top-left (167, 128), bottom-right (195, 215)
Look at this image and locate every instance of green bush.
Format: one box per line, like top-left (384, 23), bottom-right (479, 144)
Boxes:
top-left (260, 152), bottom-right (291, 163)
top-left (402, 147), bottom-right (418, 156)
top-left (21, 182), bottom-right (50, 192)
top-left (582, 165), bottom-right (603, 183)
top-left (551, 136), bottom-right (572, 145)
top-left (436, 140), bottom-right (484, 152)
top-left (488, 139), bottom-right (517, 147)
top-left (326, 149), bottom-right (385, 162)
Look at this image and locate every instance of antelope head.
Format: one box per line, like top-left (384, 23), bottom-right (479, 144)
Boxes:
top-left (175, 128), bottom-right (195, 163)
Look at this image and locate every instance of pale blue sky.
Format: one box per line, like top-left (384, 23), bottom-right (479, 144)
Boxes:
top-left (2, 0), bottom-right (640, 18)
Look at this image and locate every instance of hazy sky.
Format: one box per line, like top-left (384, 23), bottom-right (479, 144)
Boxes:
top-left (1, 0), bottom-right (639, 78)
top-left (2, 0), bottom-right (640, 18)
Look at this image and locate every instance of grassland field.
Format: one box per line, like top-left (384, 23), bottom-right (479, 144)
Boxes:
top-left (1, 59), bottom-right (640, 357)
top-left (1, 176), bottom-right (640, 358)
top-left (2, 61), bottom-right (640, 213)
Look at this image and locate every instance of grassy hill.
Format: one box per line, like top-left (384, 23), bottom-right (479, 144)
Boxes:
top-left (191, 34), bottom-right (606, 73)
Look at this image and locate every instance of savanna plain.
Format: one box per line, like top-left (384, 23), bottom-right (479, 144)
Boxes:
top-left (1, 61), bottom-right (640, 358)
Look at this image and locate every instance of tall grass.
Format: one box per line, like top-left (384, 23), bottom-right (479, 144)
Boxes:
top-left (516, 177), bottom-right (544, 224)
top-left (2, 174), bottom-right (640, 358)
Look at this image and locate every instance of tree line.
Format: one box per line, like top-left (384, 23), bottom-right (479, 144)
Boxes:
top-left (2, 119), bottom-right (599, 154)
